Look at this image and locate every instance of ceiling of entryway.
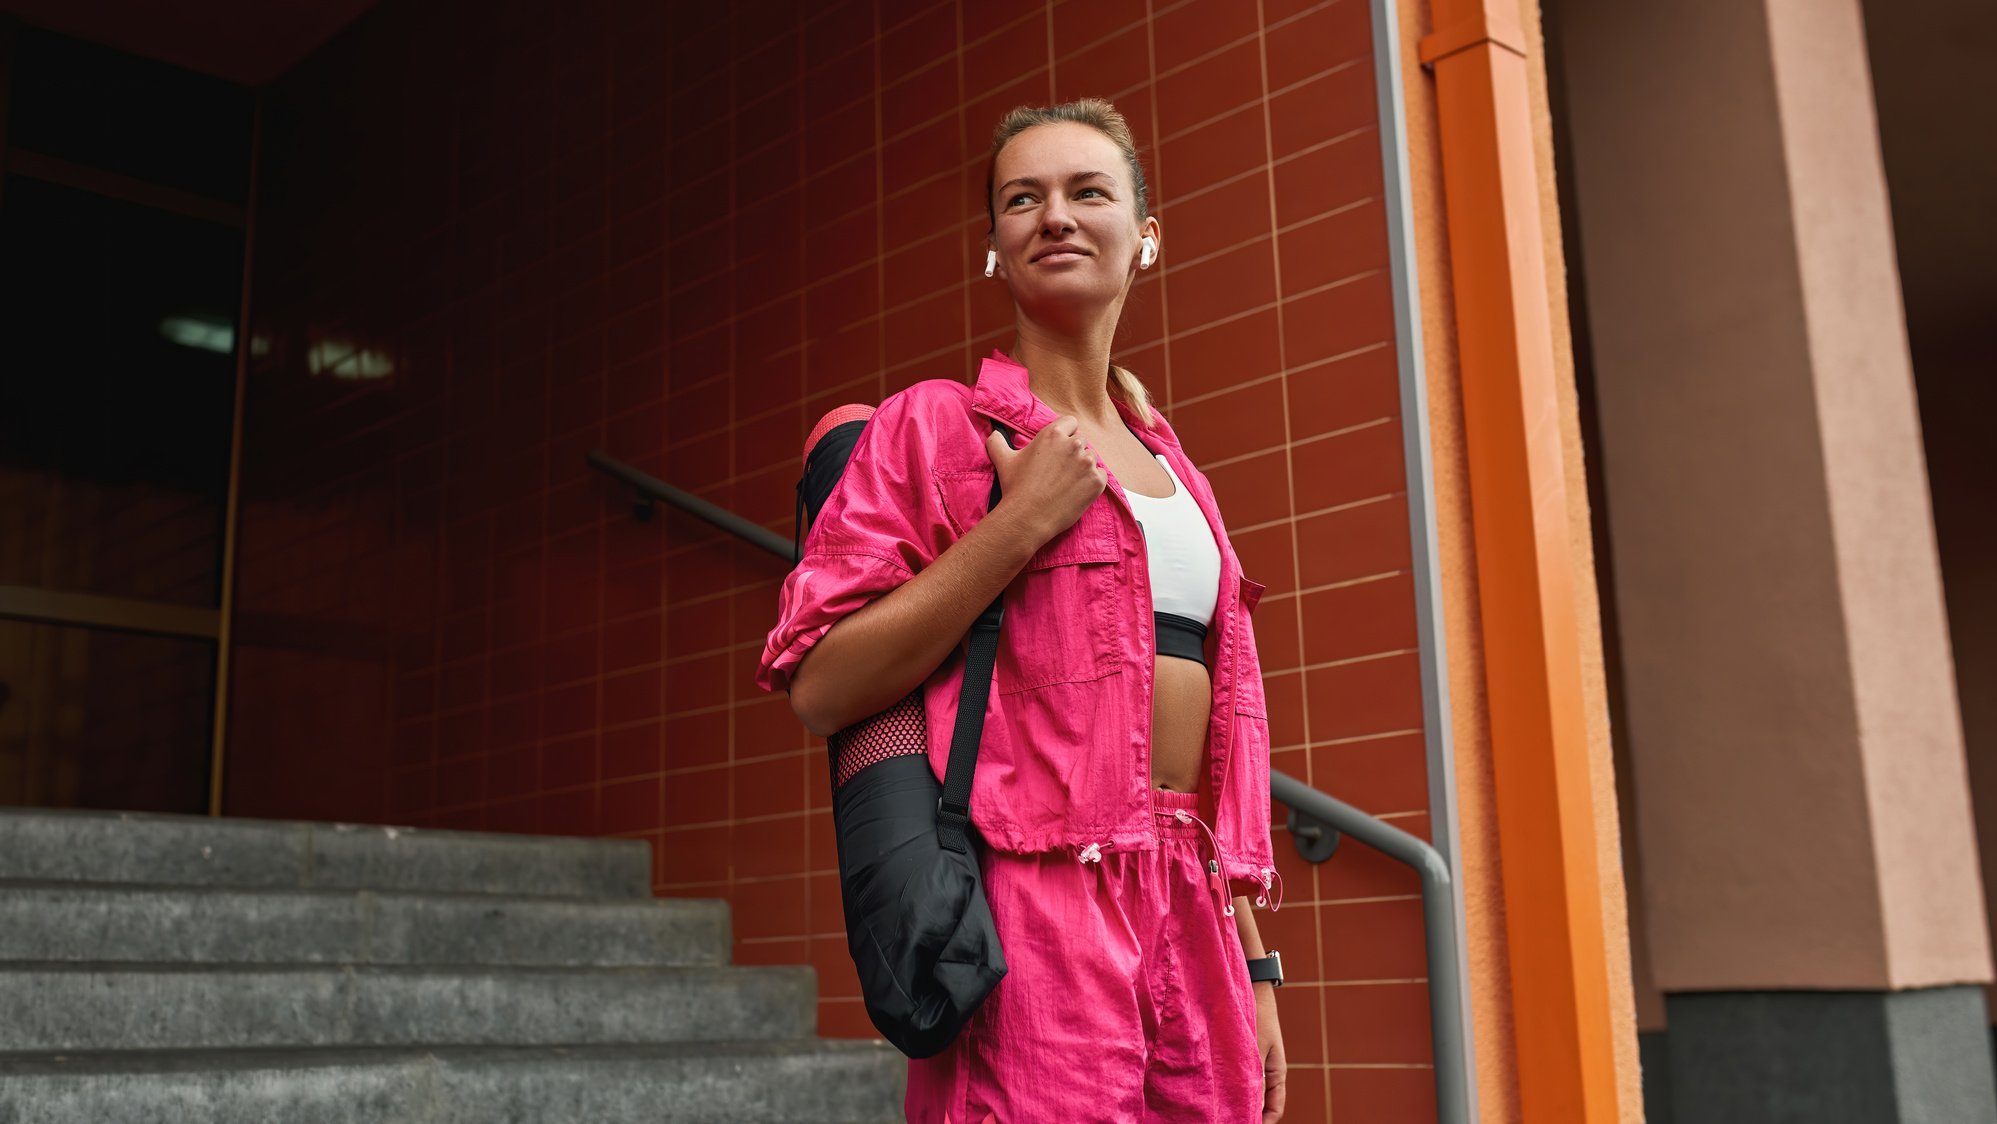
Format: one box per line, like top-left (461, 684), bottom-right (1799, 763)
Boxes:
top-left (2, 0), bottom-right (377, 85)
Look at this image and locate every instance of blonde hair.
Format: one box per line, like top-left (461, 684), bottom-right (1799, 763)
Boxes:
top-left (985, 98), bottom-right (1159, 428)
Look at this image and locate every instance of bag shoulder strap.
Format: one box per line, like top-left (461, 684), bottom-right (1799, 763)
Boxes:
top-left (936, 420), bottom-right (1009, 853)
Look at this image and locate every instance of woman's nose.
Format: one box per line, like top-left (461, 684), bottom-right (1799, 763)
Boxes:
top-left (1040, 195), bottom-right (1077, 235)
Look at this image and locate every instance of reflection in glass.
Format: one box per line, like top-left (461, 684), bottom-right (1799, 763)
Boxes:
top-left (0, 177), bottom-right (242, 608)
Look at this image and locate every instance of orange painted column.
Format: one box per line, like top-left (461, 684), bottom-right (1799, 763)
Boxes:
top-left (1417, 1), bottom-right (1626, 1120)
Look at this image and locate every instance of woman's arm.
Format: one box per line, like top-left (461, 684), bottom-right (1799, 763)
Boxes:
top-left (787, 502), bottom-right (1042, 736)
top-left (1236, 899), bottom-right (1288, 1122)
top-left (788, 416), bottom-right (1107, 736)
top-left (1235, 897), bottom-right (1268, 958)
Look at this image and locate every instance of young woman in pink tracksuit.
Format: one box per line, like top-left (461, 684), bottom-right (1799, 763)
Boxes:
top-left (757, 99), bottom-right (1288, 1124)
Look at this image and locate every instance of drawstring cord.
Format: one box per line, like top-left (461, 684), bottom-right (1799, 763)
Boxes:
top-left (1256, 865), bottom-right (1285, 911)
top-left (1074, 808), bottom-right (1284, 917)
top-left (1160, 806), bottom-right (1235, 918)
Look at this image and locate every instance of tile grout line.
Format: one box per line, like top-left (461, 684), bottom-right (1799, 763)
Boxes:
top-left (1255, 0), bottom-right (1333, 1098)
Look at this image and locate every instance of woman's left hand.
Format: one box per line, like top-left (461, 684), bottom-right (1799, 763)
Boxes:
top-left (1254, 980), bottom-right (1286, 1122)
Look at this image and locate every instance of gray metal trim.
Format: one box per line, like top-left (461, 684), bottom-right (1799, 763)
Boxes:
top-left (0, 585), bottom-right (219, 641)
top-left (1368, 0), bottom-right (1481, 1118)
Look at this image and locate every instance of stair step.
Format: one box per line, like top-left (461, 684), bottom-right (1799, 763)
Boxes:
top-left (0, 884), bottom-right (729, 967)
top-left (0, 1040), bottom-right (903, 1123)
top-left (0, 964), bottom-right (815, 1052)
top-left (0, 807), bottom-right (651, 899)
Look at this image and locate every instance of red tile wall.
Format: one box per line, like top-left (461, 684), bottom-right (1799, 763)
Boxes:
top-left (230, 1), bottom-right (1431, 1119)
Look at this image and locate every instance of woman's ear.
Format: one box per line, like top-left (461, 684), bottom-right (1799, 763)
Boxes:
top-left (1137, 216), bottom-right (1163, 269)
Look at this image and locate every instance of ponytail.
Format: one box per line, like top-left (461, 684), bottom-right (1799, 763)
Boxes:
top-left (1109, 364), bottom-right (1157, 428)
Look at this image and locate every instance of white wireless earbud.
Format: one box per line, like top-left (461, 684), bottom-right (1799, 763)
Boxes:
top-left (984, 249), bottom-right (997, 278)
top-left (1138, 236), bottom-right (1157, 268)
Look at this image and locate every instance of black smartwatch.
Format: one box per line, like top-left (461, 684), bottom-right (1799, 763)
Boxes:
top-left (1246, 949), bottom-right (1283, 987)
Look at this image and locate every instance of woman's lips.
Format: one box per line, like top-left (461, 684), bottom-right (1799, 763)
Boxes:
top-left (1034, 251), bottom-right (1089, 264)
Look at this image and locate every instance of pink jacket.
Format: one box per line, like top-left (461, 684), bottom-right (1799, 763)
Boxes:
top-left (756, 352), bottom-right (1278, 903)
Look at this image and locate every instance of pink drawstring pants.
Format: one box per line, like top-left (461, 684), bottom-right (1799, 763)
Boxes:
top-left (904, 787), bottom-right (1264, 1123)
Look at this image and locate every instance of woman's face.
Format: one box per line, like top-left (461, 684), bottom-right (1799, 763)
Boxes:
top-left (988, 122), bottom-right (1161, 318)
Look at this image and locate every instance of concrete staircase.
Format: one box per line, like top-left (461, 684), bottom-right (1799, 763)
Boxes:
top-left (0, 806), bottom-right (902, 1122)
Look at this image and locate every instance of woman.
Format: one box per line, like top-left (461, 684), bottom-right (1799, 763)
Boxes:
top-left (757, 99), bottom-right (1286, 1124)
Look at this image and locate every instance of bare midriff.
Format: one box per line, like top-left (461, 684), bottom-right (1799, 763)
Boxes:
top-left (1084, 421), bottom-right (1216, 794)
top-left (1150, 655), bottom-right (1213, 792)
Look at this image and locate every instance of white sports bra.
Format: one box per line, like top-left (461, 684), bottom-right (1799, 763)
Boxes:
top-left (1123, 454), bottom-right (1221, 627)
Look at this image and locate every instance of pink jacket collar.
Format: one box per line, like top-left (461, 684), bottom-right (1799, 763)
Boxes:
top-left (969, 350), bottom-right (1182, 452)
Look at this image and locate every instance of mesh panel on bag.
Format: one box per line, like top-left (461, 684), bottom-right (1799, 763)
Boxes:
top-left (828, 690), bottom-right (927, 789)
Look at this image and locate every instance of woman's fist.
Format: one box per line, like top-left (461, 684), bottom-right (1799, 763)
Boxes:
top-left (984, 416), bottom-right (1108, 547)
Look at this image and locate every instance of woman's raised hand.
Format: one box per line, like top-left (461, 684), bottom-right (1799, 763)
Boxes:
top-left (984, 415), bottom-right (1108, 547)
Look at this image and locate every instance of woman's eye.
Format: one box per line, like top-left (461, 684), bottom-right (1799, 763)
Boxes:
top-left (1078, 187), bottom-right (1106, 199)
top-left (1006, 193), bottom-right (1034, 207)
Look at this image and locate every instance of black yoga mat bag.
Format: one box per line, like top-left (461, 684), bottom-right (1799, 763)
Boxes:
top-left (797, 416), bottom-right (1010, 1059)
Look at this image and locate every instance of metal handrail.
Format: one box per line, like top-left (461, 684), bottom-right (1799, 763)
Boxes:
top-left (586, 450), bottom-right (794, 561)
top-left (1272, 770), bottom-right (1472, 1124)
top-left (590, 451), bottom-right (1473, 1122)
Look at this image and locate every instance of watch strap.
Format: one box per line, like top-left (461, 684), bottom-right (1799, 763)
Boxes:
top-left (1246, 950), bottom-right (1283, 987)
